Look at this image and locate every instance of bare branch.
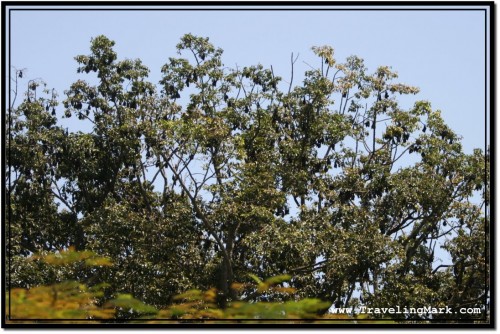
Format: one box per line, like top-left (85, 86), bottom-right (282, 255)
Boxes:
top-left (288, 52), bottom-right (299, 94)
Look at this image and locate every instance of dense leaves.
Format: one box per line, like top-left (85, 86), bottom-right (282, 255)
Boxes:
top-left (6, 251), bottom-right (335, 323)
top-left (6, 34), bottom-right (489, 323)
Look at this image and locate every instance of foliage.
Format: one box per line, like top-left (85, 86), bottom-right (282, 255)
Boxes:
top-left (6, 252), bottom-right (330, 323)
top-left (155, 274), bottom-right (330, 321)
top-left (7, 282), bottom-right (114, 322)
top-left (6, 249), bottom-right (114, 322)
top-left (6, 33), bottom-right (489, 323)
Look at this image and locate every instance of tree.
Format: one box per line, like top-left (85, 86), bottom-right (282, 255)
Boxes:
top-left (6, 249), bottom-right (336, 323)
top-left (6, 34), bottom-right (489, 321)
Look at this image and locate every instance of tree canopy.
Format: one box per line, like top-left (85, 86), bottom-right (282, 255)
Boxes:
top-left (6, 34), bottom-right (489, 324)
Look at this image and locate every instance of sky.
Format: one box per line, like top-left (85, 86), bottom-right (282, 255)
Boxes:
top-left (5, 4), bottom-right (492, 331)
top-left (7, 5), bottom-right (489, 154)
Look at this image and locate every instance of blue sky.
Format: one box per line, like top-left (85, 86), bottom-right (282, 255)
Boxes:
top-left (8, 6), bottom-right (489, 154)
